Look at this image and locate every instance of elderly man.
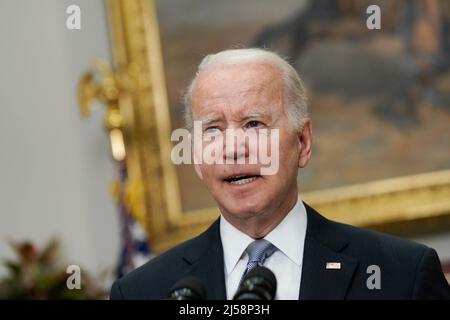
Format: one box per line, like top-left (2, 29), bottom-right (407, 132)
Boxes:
top-left (110, 48), bottom-right (450, 300)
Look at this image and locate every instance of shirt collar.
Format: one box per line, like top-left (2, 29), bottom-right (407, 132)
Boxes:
top-left (220, 196), bottom-right (307, 275)
top-left (264, 197), bottom-right (307, 267)
top-left (220, 214), bottom-right (254, 276)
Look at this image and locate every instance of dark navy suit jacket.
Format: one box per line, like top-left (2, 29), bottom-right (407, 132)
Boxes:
top-left (110, 203), bottom-right (450, 299)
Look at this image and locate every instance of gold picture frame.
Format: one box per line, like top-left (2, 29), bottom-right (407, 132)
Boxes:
top-left (101, 0), bottom-right (450, 254)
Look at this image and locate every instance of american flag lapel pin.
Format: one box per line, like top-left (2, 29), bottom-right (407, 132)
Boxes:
top-left (326, 262), bottom-right (341, 270)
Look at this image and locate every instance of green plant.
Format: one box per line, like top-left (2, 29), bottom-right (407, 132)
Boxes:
top-left (0, 238), bottom-right (107, 299)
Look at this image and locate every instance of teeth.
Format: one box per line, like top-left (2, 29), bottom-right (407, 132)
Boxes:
top-left (229, 176), bottom-right (257, 185)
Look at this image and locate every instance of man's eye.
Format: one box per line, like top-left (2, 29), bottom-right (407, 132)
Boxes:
top-left (204, 127), bottom-right (220, 133)
top-left (246, 121), bottom-right (263, 129)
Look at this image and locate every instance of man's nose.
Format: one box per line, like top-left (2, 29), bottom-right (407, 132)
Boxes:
top-left (224, 129), bottom-right (248, 162)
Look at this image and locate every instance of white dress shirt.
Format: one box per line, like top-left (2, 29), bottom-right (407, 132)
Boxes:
top-left (220, 197), bottom-right (307, 300)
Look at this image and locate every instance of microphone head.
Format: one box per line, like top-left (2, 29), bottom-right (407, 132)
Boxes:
top-left (168, 276), bottom-right (207, 300)
top-left (233, 266), bottom-right (277, 300)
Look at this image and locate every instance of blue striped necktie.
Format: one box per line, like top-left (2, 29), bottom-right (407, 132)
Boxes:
top-left (241, 239), bottom-right (277, 281)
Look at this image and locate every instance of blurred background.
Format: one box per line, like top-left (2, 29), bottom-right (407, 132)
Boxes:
top-left (0, 0), bottom-right (449, 299)
top-left (0, 0), bottom-right (117, 298)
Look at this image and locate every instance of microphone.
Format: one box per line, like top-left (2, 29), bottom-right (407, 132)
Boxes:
top-left (167, 276), bottom-right (207, 300)
top-left (233, 266), bottom-right (277, 300)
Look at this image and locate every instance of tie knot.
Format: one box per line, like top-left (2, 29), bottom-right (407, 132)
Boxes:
top-left (246, 239), bottom-right (277, 266)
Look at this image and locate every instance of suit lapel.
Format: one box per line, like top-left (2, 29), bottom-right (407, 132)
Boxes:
top-left (299, 204), bottom-right (358, 299)
top-left (181, 219), bottom-right (227, 300)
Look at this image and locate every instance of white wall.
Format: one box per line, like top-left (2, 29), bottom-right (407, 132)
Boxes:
top-left (0, 0), bottom-right (120, 283)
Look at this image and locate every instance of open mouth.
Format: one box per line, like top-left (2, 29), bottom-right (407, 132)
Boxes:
top-left (224, 175), bottom-right (260, 185)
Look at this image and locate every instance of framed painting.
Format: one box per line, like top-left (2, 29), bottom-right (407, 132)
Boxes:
top-left (100, 0), bottom-right (450, 253)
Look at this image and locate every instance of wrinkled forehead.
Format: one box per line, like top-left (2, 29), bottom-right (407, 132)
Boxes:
top-left (191, 62), bottom-right (285, 116)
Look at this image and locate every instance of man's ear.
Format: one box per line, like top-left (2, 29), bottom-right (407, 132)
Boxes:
top-left (191, 136), bottom-right (204, 180)
top-left (298, 119), bottom-right (312, 168)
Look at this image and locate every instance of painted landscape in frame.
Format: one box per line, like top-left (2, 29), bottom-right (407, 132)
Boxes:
top-left (155, 0), bottom-right (450, 212)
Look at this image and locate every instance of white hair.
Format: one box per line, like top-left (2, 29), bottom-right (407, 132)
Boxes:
top-left (183, 48), bottom-right (308, 131)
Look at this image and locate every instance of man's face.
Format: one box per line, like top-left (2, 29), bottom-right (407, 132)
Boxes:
top-left (191, 62), bottom-right (311, 222)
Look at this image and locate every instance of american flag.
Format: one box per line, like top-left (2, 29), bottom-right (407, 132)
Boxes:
top-left (113, 161), bottom-right (155, 278)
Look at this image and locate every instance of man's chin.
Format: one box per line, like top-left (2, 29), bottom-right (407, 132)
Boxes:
top-left (219, 198), bottom-right (267, 219)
